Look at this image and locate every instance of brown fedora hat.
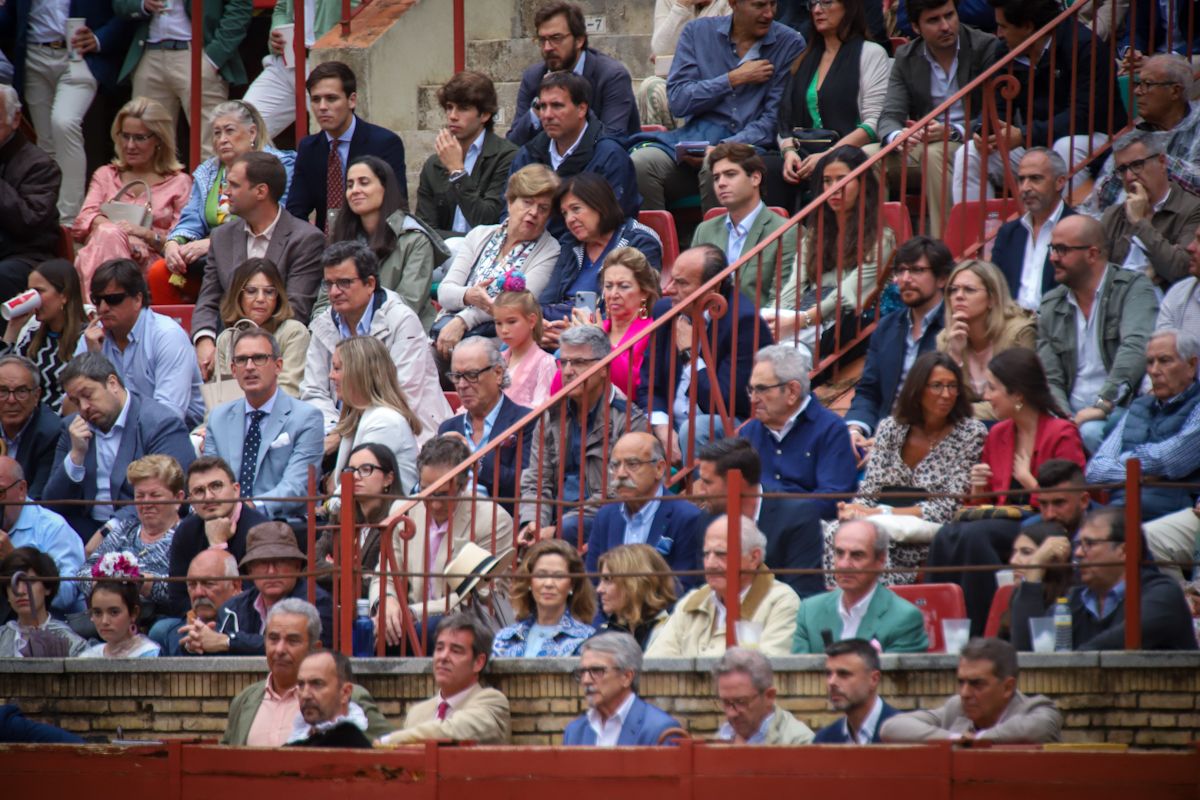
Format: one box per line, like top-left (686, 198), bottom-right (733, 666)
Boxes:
top-left (239, 521), bottom-right (306, 568)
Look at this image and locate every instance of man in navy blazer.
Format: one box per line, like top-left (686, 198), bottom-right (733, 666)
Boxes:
top-left (813, 638), bottom-right (901, 744)
top-left (845, 236), bottom-right (951, 459)
top-left (990, 148), bottom-right (1075, 312)
top-left (286, 61), bottom-right (406, 231)
top-left (203, 327), bottom-right (324, 521)
top-left (44, 353), bottom-right (195, 538)
top-left (506, 2), bottom-right (638, 146)
top-left (0, 354), bottom-right (62, 499)
top-left (563, 632), bottom-right (681, 746)
top-left (586, 431), bottom-right (705, 591)
top-left (637, 245), bottom-right (771, 464)
top-left (437, 338), bottom-right (533, 512)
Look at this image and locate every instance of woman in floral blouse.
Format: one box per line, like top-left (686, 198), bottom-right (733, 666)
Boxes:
top-left (492, 539), bottom-right (596, 658)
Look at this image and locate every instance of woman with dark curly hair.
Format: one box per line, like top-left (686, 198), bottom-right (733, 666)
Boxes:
top-left (492, 539), bottom-right (595, 657)
top-left (0, 547), bottom-right (87, 657)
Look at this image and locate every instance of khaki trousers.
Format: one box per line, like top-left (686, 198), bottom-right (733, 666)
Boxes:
top-left (132, 47), bottom-right (228, 159)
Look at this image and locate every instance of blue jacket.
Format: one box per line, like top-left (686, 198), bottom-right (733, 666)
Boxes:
top-left (813, 700), bottom-right (901, 744)
top-left (844, 304), bottom-right (945, 435)
top-left (170, 147), bottom-right (297, 243)
top-left (507, 46), bottom-right (640, 147)
top-left (562, 695), bottom-right (681, 746)
top-left (541, 218), bottom-right (663, 321)
top-left (492, 612), bottom-right (595, 658)
top-left (0, 0), bottom-right (134, 91)
top-left (741, 399), bottom-right (858, 517)
top-left (287, 115), bottom-right (406, 231)
top-left (586, 495), bottom-right (706, 592)
top-left (991, 206), bottom-right (1076, 306)
top-left (0, 704), bottom-right (84, 744)
top-left (437, 394), bottom-right (535, 513)
top-left (637, 286), bottom-right (772, 424)
top-left (44, 393), bottom-right (196, 537)
top-left (757, 496), bottom-right (827, 600)
top-left (14, 402), bottom-right (62, 500)
top-left (219, 579), bottom-right (334, 654)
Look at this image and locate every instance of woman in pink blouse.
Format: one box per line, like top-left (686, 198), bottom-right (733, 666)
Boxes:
top-left (73, 97), bottom-right (192, 301)
top-left (550, 246), bottom-right (660, 400)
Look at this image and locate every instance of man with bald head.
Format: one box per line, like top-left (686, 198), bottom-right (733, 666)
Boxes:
top-left (1038, 214), bottom-right (1160, 452)
top-left (0, 455), bottom-right (83, 614)
top-left (585, 431), bottom-right (706, 593)
top-left (156, 548), bottom-right (243, 655)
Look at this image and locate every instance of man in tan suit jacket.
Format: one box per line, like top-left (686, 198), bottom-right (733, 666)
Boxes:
top-left (377, 612), bottom-right (511, 746)
top-left (881, 637), bottom-right (1062, 743)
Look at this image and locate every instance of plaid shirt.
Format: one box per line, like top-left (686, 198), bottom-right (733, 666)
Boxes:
top-left (1085, 102), bottom-right (1200, 214)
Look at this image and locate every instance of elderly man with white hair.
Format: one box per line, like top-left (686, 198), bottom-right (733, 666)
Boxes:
top-left (1087, 328), bottom-right (1200, 521)
top-left (712, 647), bottom-right (814, 745)
top-left (646, 514), bottom-right (800, 658)
top-left (563, 631), bottom-right (681, 746)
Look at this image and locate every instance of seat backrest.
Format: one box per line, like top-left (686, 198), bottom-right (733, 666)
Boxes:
top-left (444, 391), bottom-right (462, 413)
top-left (983, 583), bottom-right (1017, 638)
top-left (943, 198), bottom-right (1020, 259)
top-left (880, 201), bottom-right (913, 244)
top-left (56, 225), bottom-right (74, 261)
top-left (151, 304), bottom-right (194, 333)
top-left (891, 583), bottom-right (968, 653)
top-left (637, 210), bottom-right (680, 290)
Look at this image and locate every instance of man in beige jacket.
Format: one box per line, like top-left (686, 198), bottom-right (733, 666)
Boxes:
top-left (712, 647), bottom-right (814, 745)
top-left (377, 613), bottom-right (511, 746)
top-left (646, 514), bottom-right (800, 657)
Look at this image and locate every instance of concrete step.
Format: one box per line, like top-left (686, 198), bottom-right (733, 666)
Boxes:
top-left (467, 32), bottom-right (652, 84)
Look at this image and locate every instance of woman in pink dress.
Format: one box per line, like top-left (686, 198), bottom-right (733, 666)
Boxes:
top-left (73, 97), bottom-right (192, 301)
top-left (550, 246), bottom-right (661, 400)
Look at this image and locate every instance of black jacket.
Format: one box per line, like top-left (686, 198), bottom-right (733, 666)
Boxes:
top-left (416, 130), bottom-right (517, 239)
top-left (219, 579), bottom-right (334, 654)
top-left (13, 403), bottom-right (62, 499)
top-left (286, 721), bottom-right (373, 749)
top-left (164, 503), bottom-right (270, 617)
top-left (0, 131), bottom-right (60, 263)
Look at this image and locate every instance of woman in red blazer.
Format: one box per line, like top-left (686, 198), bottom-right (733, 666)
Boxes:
top-left (972, 348), bottom-right (1086, 504)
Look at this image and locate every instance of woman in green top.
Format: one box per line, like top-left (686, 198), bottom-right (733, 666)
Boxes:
top-left (152, 100), bottom-right (296, 303)
top-left (762, 0), bottom-right (890, 212)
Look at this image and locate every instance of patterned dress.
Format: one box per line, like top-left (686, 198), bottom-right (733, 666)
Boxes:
top-left (0, 322), bottom-right (76, 412)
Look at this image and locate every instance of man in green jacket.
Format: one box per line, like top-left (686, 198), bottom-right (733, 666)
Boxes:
top-left (115, 0), bottom-right (251, 158)
top-left (221, 597), bottom-right (392, 746)
top-left (691, 142), bottom-right (795, 308)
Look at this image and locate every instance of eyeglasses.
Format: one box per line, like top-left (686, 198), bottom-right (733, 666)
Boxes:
top-left (119, 132), bottom-right (156, 144)
top-left (571, 665), bottom-right (613, 682)
top-left (715, 694), bottom-right (763, 713)
top-left (893, 266), bottom-right (933, 278)
top-left (926, 382), bottom-right (959, 395)
top-left (343, 463), bottom-right (385, 479)
top-left (1075, 536), bottom-right (1115, 552)
top-left (534, 33), bottom-right (571, 47)
top-left (0, 386), bottom-right (35, 400)
top-left (0, 478), bottom-right (23, 497)
top-left (608, 457), bottom-right (658, 473)
top-left (1049, 243), bottom-right (1092, 257)
top-left (1133, 79), bottom-right (1180, 92)
top-left (947, 285), bottom-right (983, 297)
top-left (94, 292), bottom-right (129, 308)
top-left (241, 286), bottom-right (279, 299)
top-left (231, 353), bottom-right (273, 367)
top-left (811, 0), bottom-right (840, 6)
top-left (746, 382), bottom-right (787, 397)
top-left (189, 479), bottom-right (229, 499)
top-left (557, 356), bottom-right (601, 370)
top-left (321, 277), bottom-right (362, 293)
top-left (446, 366), bottom-right (496, 385)
top-left (1114, 156), bottom-right (1155, 177)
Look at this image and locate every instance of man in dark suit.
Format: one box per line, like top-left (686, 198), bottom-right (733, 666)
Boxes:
top-left (437, 337), bottom-right (532, 511)
top-left (0, 355), bottom-right (61, 498)
top-left (507, 1), bottom-right (638, 147)
top-left (814, 638), bottom-right (901, 744)
top-left (163, 455), bottom-right (269, 618)
top-left (287, 60), bottom-right (406, 232)
top-left (637, 245), bottom-right (771, 465)
top-left (871, 0), bottom-right (1000, 236)
top-left (844, 236), bottom-right (950, 462)
top-left (991, 148), bottom-right (1074, 312)
top-left (586, 431), bottom-right (705, 591)
top-left (416, 71), bottom-right (518, 240)
top-left (43, 352), bottom-right (196, 538)
top-left (192, 150), bottom-right (325, 380)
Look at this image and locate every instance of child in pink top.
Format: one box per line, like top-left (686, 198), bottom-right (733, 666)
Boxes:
top-left (495, 289), bottom-right (558, 409)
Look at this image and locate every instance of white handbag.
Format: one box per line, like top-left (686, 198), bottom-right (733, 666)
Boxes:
top-left (100, 179), bottom-right (153, 227)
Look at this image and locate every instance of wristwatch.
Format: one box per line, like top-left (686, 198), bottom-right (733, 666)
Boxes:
top-left (1094, 397), bottom-right (1114, 416)
top-left (448, 169), bottom-right (467, 183)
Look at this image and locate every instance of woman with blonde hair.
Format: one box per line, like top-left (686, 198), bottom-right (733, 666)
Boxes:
top-left (596, 544), bottom-right (677, 650)
top-left (72, 97), bottom-right (192, 301)
top-left (492, 539), bottom-right (596, 657)
top-left (329, 336), bottom-right (424, 495)
top-left (936, 259), bottom-right (1036, 419)
top-left (210, 258), bottom-right (309, 397)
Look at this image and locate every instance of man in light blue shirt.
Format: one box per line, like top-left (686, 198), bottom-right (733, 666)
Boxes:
top-left (0, 455), bottom-right (84, 614)
top-left (77, 259), bottom-right (205, 428)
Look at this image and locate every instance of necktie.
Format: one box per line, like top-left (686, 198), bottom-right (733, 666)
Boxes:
top-left (326, 138), bottom-right (345, 222)
top-left (240, 410), bottom-right (267, 494)
top-left (436, 701), bottom-right (450, 721)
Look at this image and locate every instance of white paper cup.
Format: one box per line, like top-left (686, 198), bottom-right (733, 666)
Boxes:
top-left (1029, 617), bottom-right (1056, 653)
top-left (66, 17), bottom-right (86, 61)
top-left (996, 569), bottom-right (1015, 587)
top-left (1, 289), bottom-right (41, 320)
top-left (278, 24), bottom-right (296, 68)
top-left (941, 618), bottom-right (971, 655)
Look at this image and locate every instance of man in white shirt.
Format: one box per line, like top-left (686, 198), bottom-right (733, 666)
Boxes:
top-left (813, 638), bottom-right (901, 743)
top-left (712, 647), bottom-right (814, 744)
top-left (563, 632), bottom-right (681, 746)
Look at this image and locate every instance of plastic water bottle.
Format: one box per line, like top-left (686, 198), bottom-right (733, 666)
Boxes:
top-left (982, 211), bottom-right (1002, 261)
top-left (352, 599), bottom-right (375, 657)
top-left (1053, 597), bottom-right (1072, 652)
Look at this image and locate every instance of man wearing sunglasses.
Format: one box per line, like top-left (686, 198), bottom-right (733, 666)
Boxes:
top-left (1099, 129), bottom-right (1200, 291)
